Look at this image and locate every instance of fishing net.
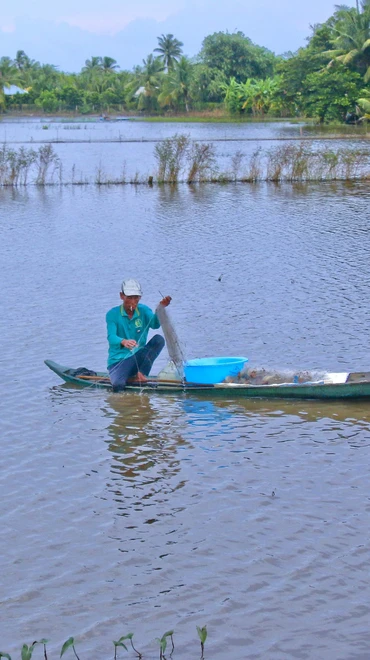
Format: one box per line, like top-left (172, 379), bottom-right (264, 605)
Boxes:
top-left (155, 304), bottom-right (185, 378)
top-left (225, 366), bottom-right (329, 385)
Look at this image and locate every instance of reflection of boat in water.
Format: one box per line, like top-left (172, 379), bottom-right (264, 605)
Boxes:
top-left (205, 396), bottom-right (370, 425)
top-left (45, 360), bottom-right (370, 401)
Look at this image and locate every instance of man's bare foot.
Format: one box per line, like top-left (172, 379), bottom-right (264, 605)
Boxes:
top-left (128, 372), bottom-right (148, 384)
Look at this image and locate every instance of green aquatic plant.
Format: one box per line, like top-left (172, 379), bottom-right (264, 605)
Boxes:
top-left (0, 653), bottom-right (12, 660)
top-left (156, 630), bottom-right (174, 659)
top-left (113, 637), bottom-right (128, 658)
top-left (20, 640), bottom-right (49, 660)
top-left (113, 633), bottom-right (142, 659)
top-left (196, 625), bottom-right (207, 659)
top-left (60, 637), bottom-right (80, 660)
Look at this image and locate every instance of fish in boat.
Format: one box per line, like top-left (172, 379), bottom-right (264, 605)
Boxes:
top-left (44, 360), bottom-right (370, 400)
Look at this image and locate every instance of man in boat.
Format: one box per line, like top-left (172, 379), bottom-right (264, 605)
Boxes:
top-left (106, 278), bottom-right (171, 391)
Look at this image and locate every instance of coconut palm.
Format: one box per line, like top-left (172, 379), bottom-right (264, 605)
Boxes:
top-left (127, 55), bottom-right (164, 110)
top-left (101, 57), bottom-right (119, 72)
top-left (323, 1), bottom-right (370, 81)
top-left (82, 57), bottom-right (103, 73)
top-left (158, 56), bottom-right (193, 111)
top-left (14, 50), bottom-right (32, 71)
top-left (0, 57), bottom-right (21, 109)
top-left (154, 34), bottom-right (183, 71)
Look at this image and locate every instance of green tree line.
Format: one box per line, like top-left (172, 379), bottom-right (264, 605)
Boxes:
top-left (1, 2), bottom-right (370, 122)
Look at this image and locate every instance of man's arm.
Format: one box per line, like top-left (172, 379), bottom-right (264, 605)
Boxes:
top-left (149, 296), bottom-right (172, 329)
top-left (106, 312), bottom-right (138, 350)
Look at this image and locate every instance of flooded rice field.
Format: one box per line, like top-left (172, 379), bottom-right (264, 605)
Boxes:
top-left (1, 117), bottom-right (370, 184)
top-left (1, 120), bottom-right (370, 659)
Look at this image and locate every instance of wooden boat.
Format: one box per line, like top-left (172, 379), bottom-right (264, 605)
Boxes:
top-left (45, 360), bottom-right (370, 400)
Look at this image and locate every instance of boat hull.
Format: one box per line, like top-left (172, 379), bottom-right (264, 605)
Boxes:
top-left (44, 360), bottom-right (370, 400)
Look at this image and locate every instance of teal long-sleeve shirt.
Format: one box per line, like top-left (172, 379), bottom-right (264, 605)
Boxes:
top-left (106, 303), bottom-right (161, 368)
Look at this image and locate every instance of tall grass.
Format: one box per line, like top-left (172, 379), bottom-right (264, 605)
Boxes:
top-left (0, 144), bottom-right (60, 186)
top-left (0, 137), bottom-right (369, 186)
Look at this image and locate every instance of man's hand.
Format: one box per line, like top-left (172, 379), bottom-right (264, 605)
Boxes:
top-left (160, 295), bottom-right (172, 307)
top-left (121, 339), bottom-right (137, 349)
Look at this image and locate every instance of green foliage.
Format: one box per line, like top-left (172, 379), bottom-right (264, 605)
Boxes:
top-left (156, 630), bottom-right (174, 659)
top-left (276, 48), bottom-right (326, 114)
top-left (199, 31), bottom-right (276, 83)
top-left (358, 95), bottom-right (370, 112)
top-left (197, 625), bottom-right (207, 659)
top-left (60, 637), bottom-right (80, 659)
top-left (35, 90), bottom-right (59, 112)
top-left (154, 34), bottom-right (183, 71)
top-left (158, 56), bottom-right (194, 111)
top-left (113, 632), bottom-right (141, 658)
top-left (21, 644), bottom-right (33, 660)
top-left (0, 653), bottom-right (12, 660)
top-left (196, 625), bottom-right (207, 644)
top-left (301, 64), bottom-right (362, 121)
top-left (1, 13), bottom-right (369, 121)
top-left (323, 1), bottom-right (370, 80)
top-left (222, 76), bottom-right (281, 116)
top-left (19, 640), bottom-right (49, 660)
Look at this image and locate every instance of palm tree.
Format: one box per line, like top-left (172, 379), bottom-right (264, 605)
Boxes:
top-left (0, 57), bottom-right (20, 109)
top-left (324, 1), bottom-right (370, 81)
top-left (82, 56), bottom-right (103, 73)
top-left (129, 54), bottom-right (164, 110)
top-left (14, 50), bottom-right (31, 71)
top-left (33, 64), bottom-right (60, 93)
top-left (101, 57), bottom-right (119, 72)
top-left (158, 56), bottom-right (193, 111)
top-left (154, 34), bottom-right (183, 71)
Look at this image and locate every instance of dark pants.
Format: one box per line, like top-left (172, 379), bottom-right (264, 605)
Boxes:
top-left (108, 334), bottom-right (165, 391)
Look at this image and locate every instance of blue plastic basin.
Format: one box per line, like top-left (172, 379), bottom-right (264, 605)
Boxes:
top-left (184, 356), bottom-right (248, 384)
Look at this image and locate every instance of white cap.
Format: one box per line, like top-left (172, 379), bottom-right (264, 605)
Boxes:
top-left (121, 278), bottom-right (143, 296)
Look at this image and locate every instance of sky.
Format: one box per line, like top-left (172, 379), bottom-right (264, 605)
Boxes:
top-left (0, 0), bottom-right (357, 72)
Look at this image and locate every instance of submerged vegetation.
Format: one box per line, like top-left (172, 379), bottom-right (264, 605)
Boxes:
top-left (0, 135), bottom-right (369, 186)
top-left (1, 2), bottom-right (370, 123)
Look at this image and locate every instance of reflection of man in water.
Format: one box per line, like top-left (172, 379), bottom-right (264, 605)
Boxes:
top-left (106, 278), bottom-right (171, 391)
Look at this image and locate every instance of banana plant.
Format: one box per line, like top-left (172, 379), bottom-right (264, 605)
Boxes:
top-left (357, 96), bottom-right (370, 118)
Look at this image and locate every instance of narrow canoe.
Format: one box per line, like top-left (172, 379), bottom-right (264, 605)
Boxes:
top-left (45, 360), bottom-right (370, 400)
